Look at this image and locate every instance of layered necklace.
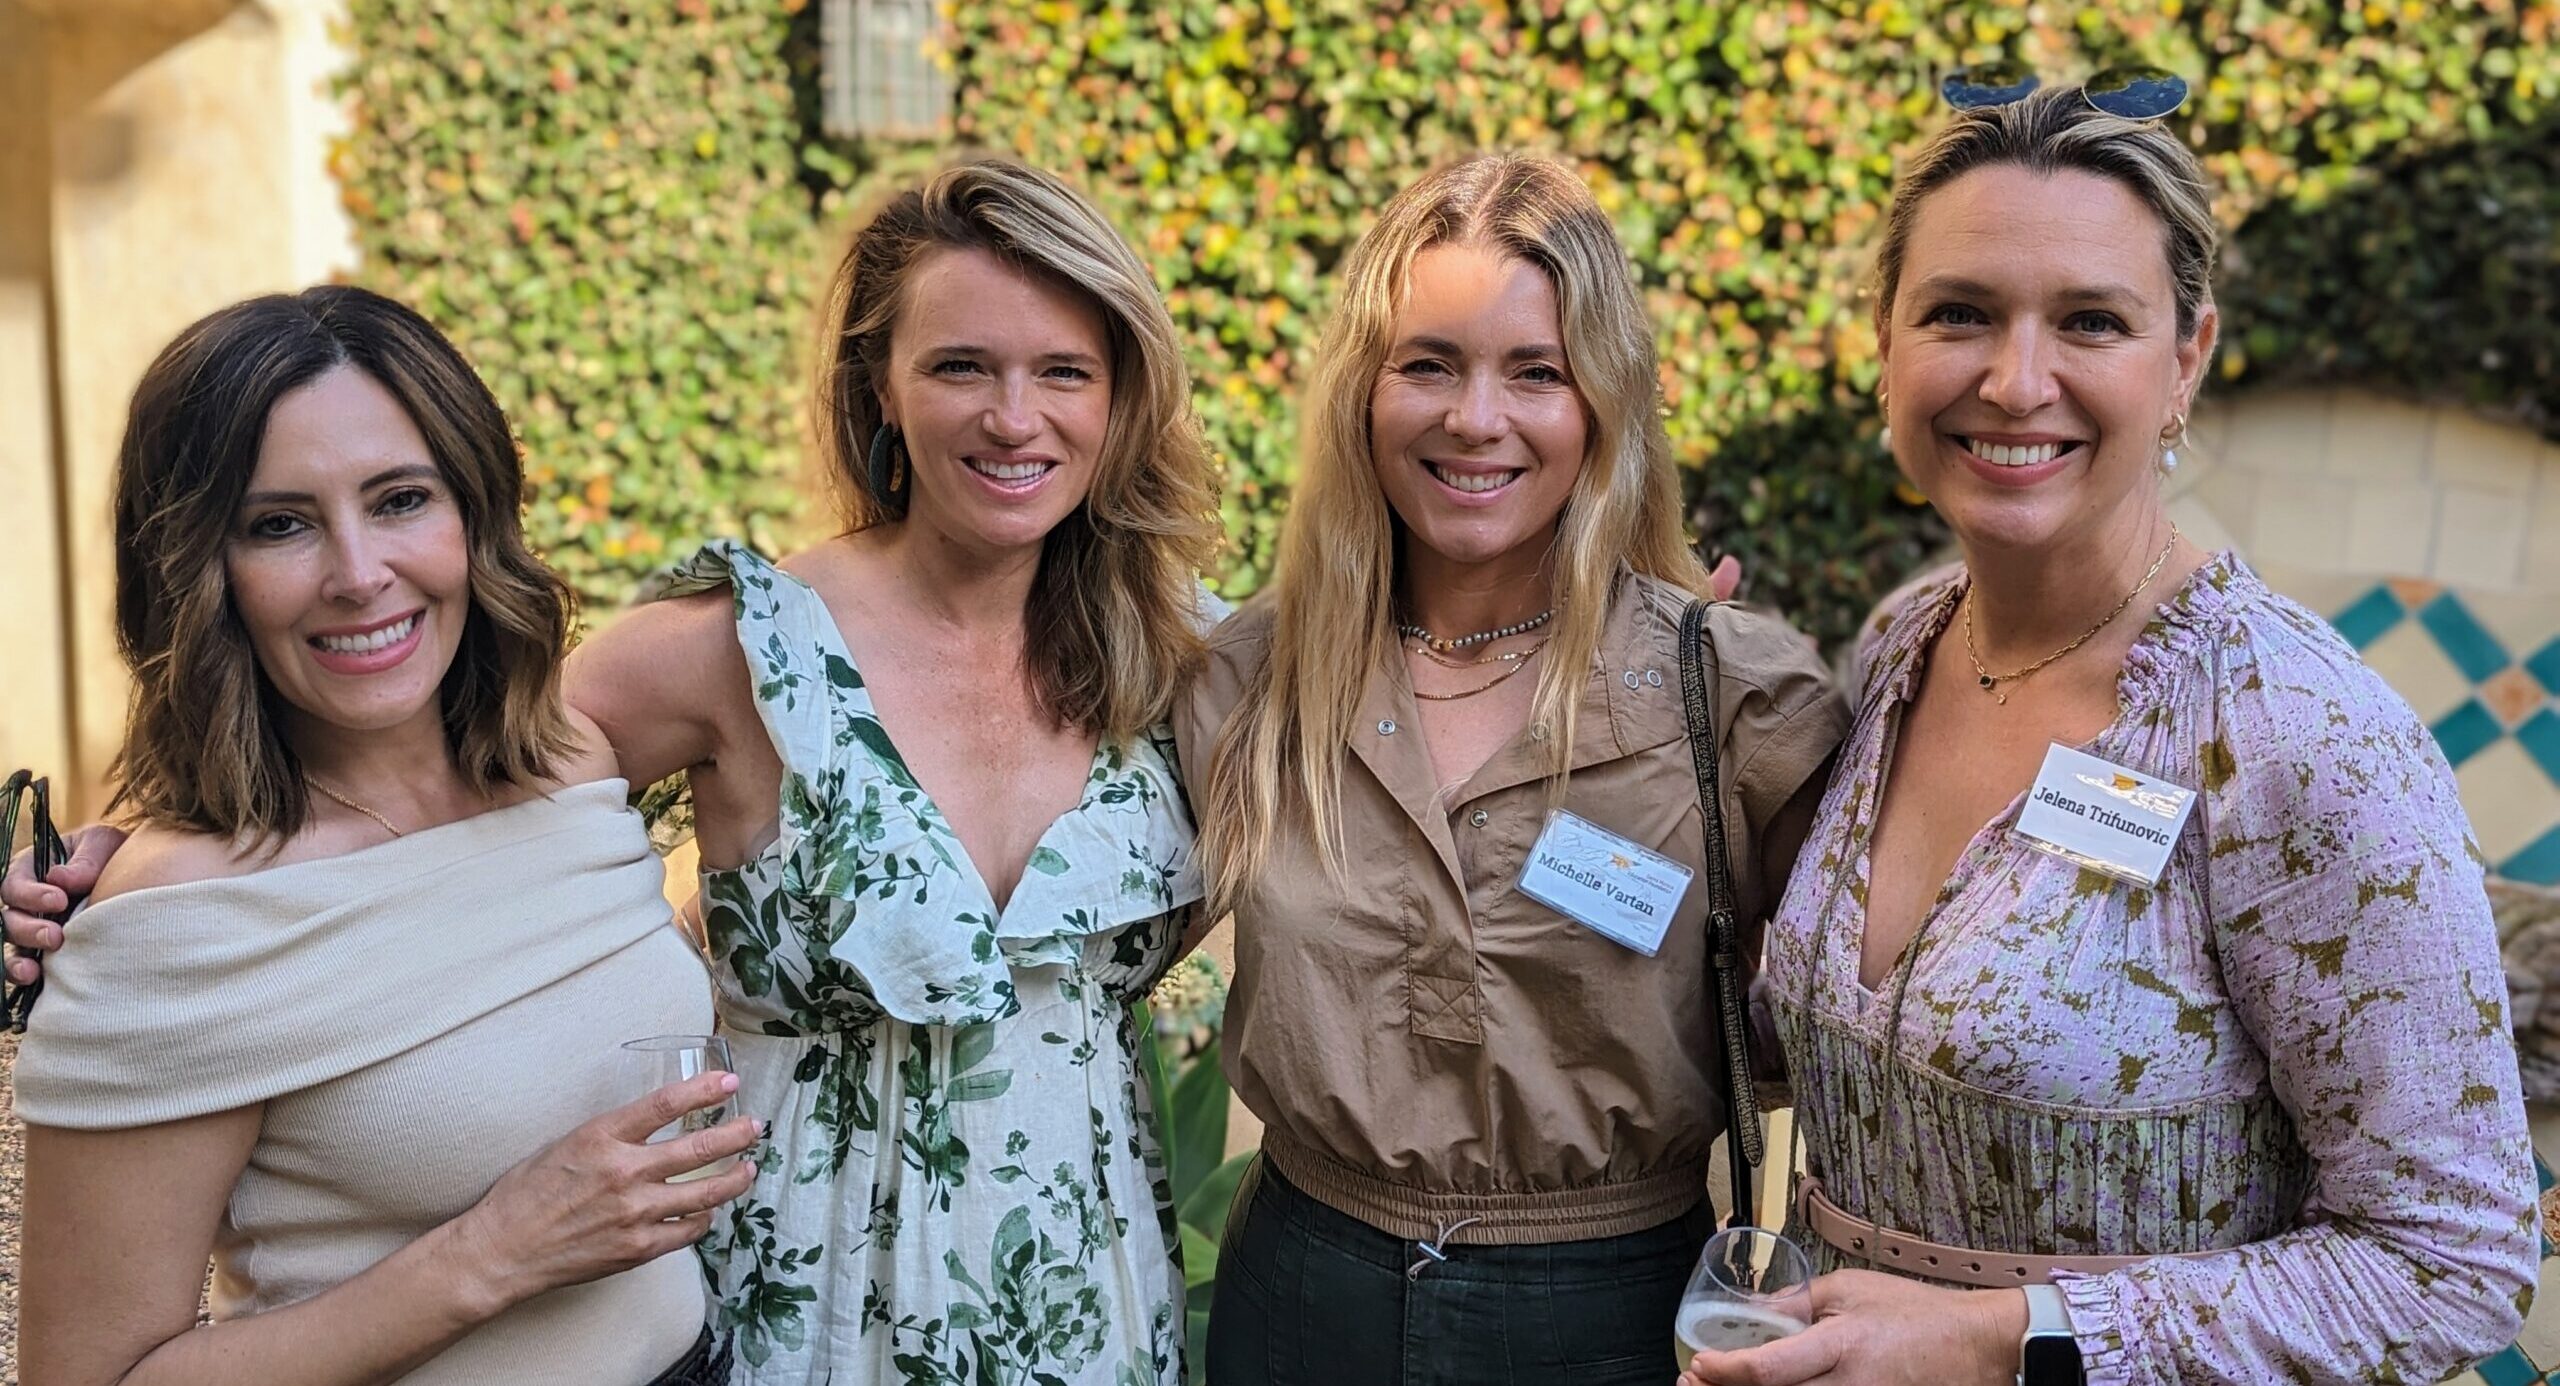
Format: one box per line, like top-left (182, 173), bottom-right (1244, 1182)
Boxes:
top-left (1399, 605), bottom-right (1556, 703)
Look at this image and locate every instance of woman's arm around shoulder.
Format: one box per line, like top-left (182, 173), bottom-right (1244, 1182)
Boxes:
top-left (565, 587), bottom-right (751, 789)
top-left (2055, 606), bottom-right (2537, 1385)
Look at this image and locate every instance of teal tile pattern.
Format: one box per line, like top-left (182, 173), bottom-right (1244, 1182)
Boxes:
top-left (2333, 586), bottom-right (2408, 649)
top-left (2328, 584), bottom-right (2560, 885)
top-left (2421, 594), bottom-right (2514, 682)
top-left (2511, 826), bottom-right (2560, 884)
top-left (2522, 709), bottom-right (2560, 784)
top-left (2480, 1345), bottom-right (2544, 1386)
top-left (2438, 700), bottom-right (2509, 768)
top-left (2530, 638), bottom-right (2560, 698)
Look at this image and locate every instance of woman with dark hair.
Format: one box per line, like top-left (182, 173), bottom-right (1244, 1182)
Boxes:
top-left (12, 286), bottom-right (758, 1386)
top-left (1688, 84), bottom-right (2535, 1386)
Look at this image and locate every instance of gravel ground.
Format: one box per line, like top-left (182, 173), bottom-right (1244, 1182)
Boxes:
top-left (2, 1032), bottom-right (23, 1385)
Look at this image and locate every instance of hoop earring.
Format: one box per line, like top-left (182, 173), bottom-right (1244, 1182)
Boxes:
top-left (868, 424), bottom-right (908, 507)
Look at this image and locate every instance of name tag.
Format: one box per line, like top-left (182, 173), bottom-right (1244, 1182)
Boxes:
top-left (2013, 743), bottom-right (2198, 885)
top-left (1516, 810), bottom-right (1694, 955)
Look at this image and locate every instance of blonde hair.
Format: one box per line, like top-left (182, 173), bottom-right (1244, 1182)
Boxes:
top-left (1875, 85), bottom-right (2220, 340)
top-left (1200, 153), bottom-right (1708, 911)
top-left (813, 158), bottom-right (1221, 737)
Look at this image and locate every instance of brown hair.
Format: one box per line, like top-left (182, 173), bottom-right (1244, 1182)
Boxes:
top-left (1199, 153), bottom-right (1709, 909)
top-left (813, 158), bottom-right (1221, 737)
top-left (109, 286), bottom-right (578, 842)
top-left (1875, 85), bottom-right (2220, 340)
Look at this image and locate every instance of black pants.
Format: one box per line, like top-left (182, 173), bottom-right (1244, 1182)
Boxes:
top-left (643, 1327), bottom-right (732, 1386)
top-left (1207, 1158), bottom-right (1712, 1386)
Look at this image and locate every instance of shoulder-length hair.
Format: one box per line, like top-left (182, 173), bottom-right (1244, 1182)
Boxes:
top-left (109, 286), bottom-right (577, 843)
top-left (814, 157), bottom-right (1221, 738)
top-left (1200, 153), bottom-right (1708, 909)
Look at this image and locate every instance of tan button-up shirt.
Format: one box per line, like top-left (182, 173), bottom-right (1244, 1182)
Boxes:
top-left (1175, 570), bottom-right (1847, 1244)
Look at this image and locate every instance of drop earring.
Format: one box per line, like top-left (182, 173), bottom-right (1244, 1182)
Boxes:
top-left (2158, 411), bottom-right (2188, 473)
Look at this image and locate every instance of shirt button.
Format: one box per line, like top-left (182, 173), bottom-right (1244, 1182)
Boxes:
top-left (1378, 718), bottom-right (1398, 735)
top-left (1469, 809), bottom-right (1490, 828)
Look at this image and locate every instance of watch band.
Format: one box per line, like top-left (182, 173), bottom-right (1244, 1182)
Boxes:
top-left (2018, 1283), bottom-right (2084, 1386)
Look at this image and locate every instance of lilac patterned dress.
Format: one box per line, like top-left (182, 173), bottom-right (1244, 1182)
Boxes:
top-left (1763, 553), bottom-right (2538, 1384)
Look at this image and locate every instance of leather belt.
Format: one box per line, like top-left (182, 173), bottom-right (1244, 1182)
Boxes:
top-left (1794, 1176), bottom-right (2217, 1289)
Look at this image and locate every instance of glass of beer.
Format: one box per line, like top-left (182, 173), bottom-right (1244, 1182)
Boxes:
top-left (622, 1033), bottom-right (738, 1183)
top-left (1674, 1225), bottom-right (1814, 1367)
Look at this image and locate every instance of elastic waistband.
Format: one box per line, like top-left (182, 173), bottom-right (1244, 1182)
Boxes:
top-left (1262, 1130), bottom-right (1708, 1246)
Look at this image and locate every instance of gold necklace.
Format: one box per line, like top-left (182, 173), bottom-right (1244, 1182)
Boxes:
top-left (1409, 634), bottom-right (1552, 670)
top-left (307, 777), bottom-right (405, 839)
top-left (1961, 523), bottom-right (2178, 705)
top-left (1410, 644), bottom-right (1544, 702)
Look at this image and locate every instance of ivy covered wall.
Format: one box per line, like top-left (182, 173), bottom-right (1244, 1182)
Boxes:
top-left (343, 0), bottom-right (2560, 645)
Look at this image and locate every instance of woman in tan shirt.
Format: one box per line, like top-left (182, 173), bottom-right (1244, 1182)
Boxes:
top-left (1178, 155), bottom-right (1847, 1382)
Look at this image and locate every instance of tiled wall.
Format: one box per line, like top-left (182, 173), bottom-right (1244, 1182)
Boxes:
top-left (2169, 386), bottom-right (2560, 1382)
top-left (2169, 388), bottom-right (2560, 888)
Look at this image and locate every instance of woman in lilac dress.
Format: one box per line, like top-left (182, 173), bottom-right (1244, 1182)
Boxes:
top-left (1687, 87), bottom-right (2536, 1386)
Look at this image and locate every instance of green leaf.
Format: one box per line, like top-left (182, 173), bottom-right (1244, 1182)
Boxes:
top-left (1027, 845), bottom-right (1071, 876)
top-left (946, 1070), bottom-right (1015, 1102)
top-left (1179, 1222), bottom-right (1220, 1289)
top-left (1166, 1034), bottom-right (1229, 1211)
top-left (1179, 1150), bottom-right (1256, 1246)
top-left (949, 1022), bottom-right (998, 1075)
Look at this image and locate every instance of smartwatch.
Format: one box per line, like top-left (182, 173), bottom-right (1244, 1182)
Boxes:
top-left (2019, 1283), bottom-right (2084, 1386)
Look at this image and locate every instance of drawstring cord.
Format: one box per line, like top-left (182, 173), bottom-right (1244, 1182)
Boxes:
top-left (1405, 1215), bottom-right (1485, 1280)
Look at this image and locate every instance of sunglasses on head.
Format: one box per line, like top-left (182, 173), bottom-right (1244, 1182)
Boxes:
top-left (2, 770), bottom-right (65, 1034)
top-left (1940, 62), bottom-right (2191, 121)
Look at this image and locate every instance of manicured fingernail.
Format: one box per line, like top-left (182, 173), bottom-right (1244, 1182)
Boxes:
top-left (758, 1119), bottom-right (771, 1138)
top-left (719, 1072), bottom-right (740, 1092)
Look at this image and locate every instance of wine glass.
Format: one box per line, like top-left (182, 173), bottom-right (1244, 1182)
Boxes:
top-left (1674, 1225), bottom-right (1815, 1366)
top-left (622, 1033), bottom-right (738, 1183)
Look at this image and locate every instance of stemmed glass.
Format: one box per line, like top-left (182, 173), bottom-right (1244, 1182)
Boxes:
top-left (622, 1033), bottom-right (738, 1183)
top-left (1674, 1225), bottom-right (1815, 1365)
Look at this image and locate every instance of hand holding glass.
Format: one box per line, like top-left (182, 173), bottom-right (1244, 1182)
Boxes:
top-left (1676, 1225), bottom-right (1814, 1364)
top-left (623, 1034), bottom-right (740, 1183)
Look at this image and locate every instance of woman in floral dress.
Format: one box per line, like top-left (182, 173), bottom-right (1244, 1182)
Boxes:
top-left (571, 160), bottom-right (1222, 1383)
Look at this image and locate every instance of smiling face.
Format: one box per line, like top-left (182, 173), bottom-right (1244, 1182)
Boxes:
top-left (1369, 243), bottom-right (1589, 572)
top-left (876, 244), bottom-right (1115, 558)
top-left (226, 365), bottom-right (472, 745)
top-left (1880, 163), bottom-right (2215, 555)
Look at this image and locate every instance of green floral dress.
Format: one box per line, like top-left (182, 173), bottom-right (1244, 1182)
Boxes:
top-left (655, 543), bottom-right (1196, 1386)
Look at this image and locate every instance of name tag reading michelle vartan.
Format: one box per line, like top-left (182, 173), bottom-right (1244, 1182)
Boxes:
top-left (2013, 743), bottom-right (2199, 886)
top-left (1517, 810), bottom-right (1694, 956)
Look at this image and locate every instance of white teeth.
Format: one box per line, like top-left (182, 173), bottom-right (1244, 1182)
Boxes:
top-left (1428, 463), bottom-right (1520, 494)
top-left (967, 458), bottom-right (1052, 482)
top-left (1967, 439), bottom-right (2065, 467)
top-left (314, 614), bottom-right (417, 655)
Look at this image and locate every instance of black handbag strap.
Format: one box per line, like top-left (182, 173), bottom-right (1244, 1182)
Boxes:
top-left (1, 770), bottom-right (64, 1034)
top-left (1677, 601), bottom-right (1764, 1228)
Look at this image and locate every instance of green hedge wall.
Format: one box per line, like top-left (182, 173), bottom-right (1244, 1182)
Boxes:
top-left (345, 0), bottom-right (2560, 647)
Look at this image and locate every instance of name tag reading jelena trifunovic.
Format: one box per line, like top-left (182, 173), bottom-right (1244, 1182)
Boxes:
top-left (2012, 743), bottom-right (2199, 886)
top-left (1517, 810), bottom-right (1694, 955)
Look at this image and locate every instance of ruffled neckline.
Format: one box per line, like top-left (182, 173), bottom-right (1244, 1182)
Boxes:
top-left (657, 541), bottom-right (1200, 1028)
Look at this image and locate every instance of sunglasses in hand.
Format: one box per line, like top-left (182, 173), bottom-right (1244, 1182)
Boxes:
top-left (2, 770), bottom-right (66, 1033)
